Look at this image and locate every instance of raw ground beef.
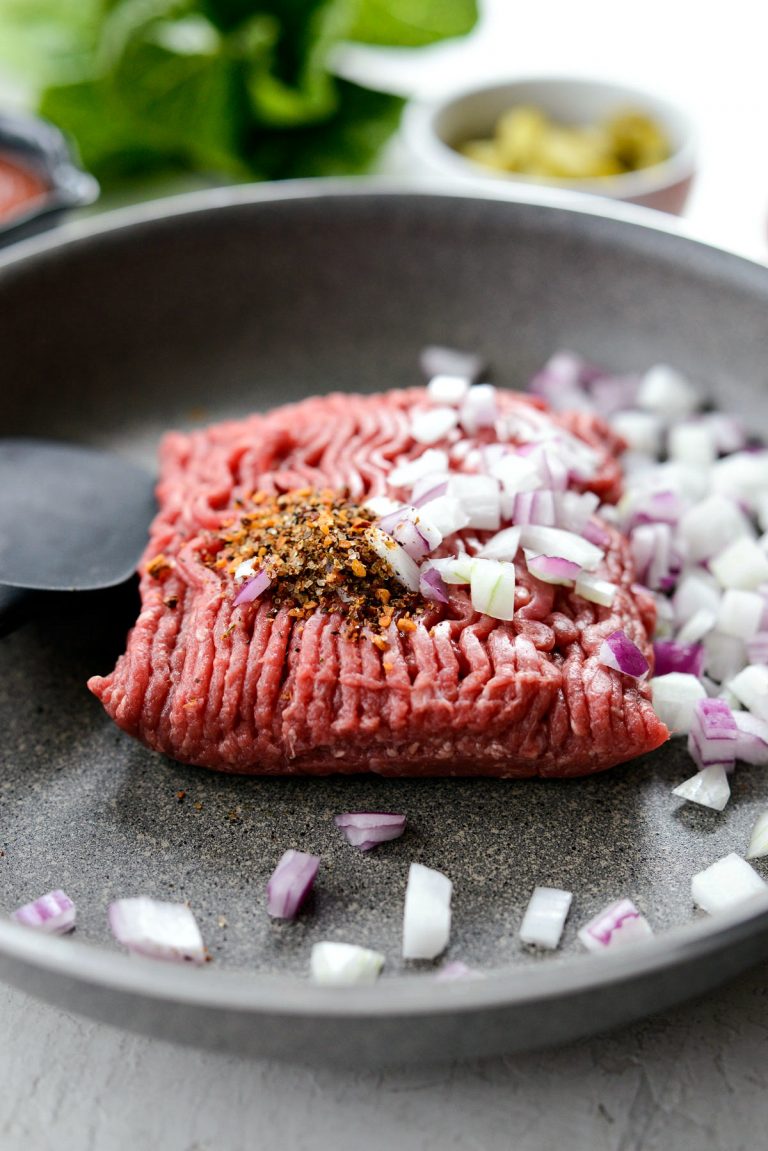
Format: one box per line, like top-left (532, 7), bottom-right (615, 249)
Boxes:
top-left (88, 388), bottom-right (668, 777)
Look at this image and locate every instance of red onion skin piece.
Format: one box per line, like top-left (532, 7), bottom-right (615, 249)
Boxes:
top-left (266, 850), bottom-right (320, 919)
top-left (413, 482), bottom-right (448, 508)
top-left (653, 640), bottom-right (705, 678)
top-left (586, 901), bottom-right (642, 947)
top-left (599, 631), bottom-right (650, 679)
top-left (420, 568), bottom-right (449, 604)
top-left (233, 569), bottom-right (271, 607)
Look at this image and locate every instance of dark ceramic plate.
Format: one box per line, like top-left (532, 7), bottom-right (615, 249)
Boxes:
top-left (1, 183), bottom-right (768, 1067)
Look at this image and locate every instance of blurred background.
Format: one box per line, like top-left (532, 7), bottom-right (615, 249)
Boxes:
top-left (0, 0), bottom-right (766, 259)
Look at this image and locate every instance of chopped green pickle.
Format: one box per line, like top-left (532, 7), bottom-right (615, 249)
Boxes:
top-left (457, 104), bottom-right (671, 180)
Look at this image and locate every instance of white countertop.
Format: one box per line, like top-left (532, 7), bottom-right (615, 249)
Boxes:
top-left (3, 3), bottom-right (768, 1148)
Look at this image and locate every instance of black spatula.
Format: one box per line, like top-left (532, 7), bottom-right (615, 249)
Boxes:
top-left (0, 439), bottom-right (156, 636)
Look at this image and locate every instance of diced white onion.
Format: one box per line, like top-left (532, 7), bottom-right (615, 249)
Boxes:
top-left (410, 406), bottom-right (459, 444)
top-left (234, 558), bottom-right (257, 581)
top-left (733, 711), bottom-right (768, 764)
top-left (490, 453), bottom-right (542, 497)
top-left (711, 451), bottom-right (768, 511)
top-left (668, 421), bottom-right (716, 468)
top-left (389, 449), bottom-right (449, 487)
top-left (610, 410), bottom-right (664, 457)
top-left (676, 608), bottom-right (717, 645)
top-left (703, 630), bottom-right (747, 683)
top-left (691, 853), bottom-right (768, 914)
top-left (310, 941), bottom-right (385, 986)
top-left (673, 571), bottom-right (722, 625)
top-left (678, 495), bottom-right (753, 563)
top-left (636, 364), bottom-right (700, 422)
top-left (578, 898), bottom-right (653, 952)
top-left (449, 474), bottom-right (501, 531)
top-left (429, 555), bottom-right (475, 584)
top-left (459, 383), bottom-right (497, 433)
top-left (426, 373), bottom-right (471, 405)
top-left (418, 494), bottom-right (470, 537)
top-left (672, 764), bottom-right (730, 811)
top-left (716, 589), bottom-right (765, 640)
top-left (364, 495), bottom-right (401, 518)
top-left (710, 537), bottom-right (768, 590)
top-left (402, 862), bottom-right (452, 960)
top-left (519, 525), bottom-right (603, 570)
top-left (747, 812), bottom-right (768, 860)
top-left (574, 571), bottom-right (617, 607)
top-left (519, 887), bottom-right (572, 950)
top-left (727, 665), bottom-right (768, 721)
top-left (476, 525), bottom-right (522, 561)
top-left (470, 558), bottom-right (516, 621)
top-left (108, 897), bottom-right (206, 964)
top-left (650, 673), bottom-right (707, 733)
top-left (365, 526), bottom-right (421, 592)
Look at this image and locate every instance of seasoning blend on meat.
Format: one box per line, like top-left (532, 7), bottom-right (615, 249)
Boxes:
top-left (88, 382), bottom-right (668, 777)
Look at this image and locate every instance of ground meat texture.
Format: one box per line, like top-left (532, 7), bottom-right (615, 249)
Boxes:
top-left (88, 388), bottom-right (668, 777)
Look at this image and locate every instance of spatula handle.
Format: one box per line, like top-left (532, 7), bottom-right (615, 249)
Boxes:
top-left (0, 585), bottom-right (34, 637)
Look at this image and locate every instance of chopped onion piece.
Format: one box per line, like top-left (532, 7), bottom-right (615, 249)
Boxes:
top-left (411, 476), bottom-right (449, 506)
top-left (711, 451), bottom-right (768, 511)
top-left (233, 558), bottom-right (257, 581)
top-left (366, 526), bottom-right (421, 592)
top-left (599, 631), bottom-right (649, 678)
top-left (334, 812), bottom-right (406, 851)
top-left (420, 567), bottom-right (449, 604)
top-left (108, 897), bottom-right (205, 964)
top-left (673, 764), bottom-right (731, 811)
top-left (526, 553), bottom-right (580, 587)
top-left (650, 673), bottom-right (707, 733)
top-left (403, 862), bottom-right (452, 960)
top-left (418, 494), bottom-right (470, 537)
top-left (688, 698), bottom-right (737, 772)
top-left (676, 608), bottom-right (717, 646)
top-left (476, 525), bottom-right (521, 561)
top-left (410, 406), bottom-right (459, 444)
top-left (554, 490), bottom-right (600, 534)
top-left (710, 538), bottom-right (768, 590)
top-left (459, 383), bottom-right (497, 433)
top-left (519, 525), bottom-right (603, 571)
top-left (668, 421), bottom-right (716, 468)
top-left (12, 889), bottom-right (75, 934)
top-left (266, 849), bottom-right (320, 920)
top-left (389, 449), bottom-right (449, 488)
top-left (578, 898), bottom-right (653, 952)
top-left (470, 558), bottom-right (516, 621)
top-left (705, 412), bottom-right (747, 455)
top-left (673, 571), bottom-right (722, 626)
top-left (491, 453), bottom-right (542, 497)
top-left (703, 630), bottom-right (747, 684)
top-left (380, 506), bottom-right (441, 560)
top-left (733, 711), bottom-right (768, 765)
top-left (420, 346), bottom-right (486, 384)
top-left (747, 632), bottom-right (768, 665)
top-left (233, 569), bottom-right (271, 606)
top-left (364, 495), bottom-right (401, 518)
top-left (429, 555), bottom-right (475, 584)
top-left (691, 853), bottom-right (768, 914)
top-left (636, 364), bottom-right (699, 422)
top-left (727, 665), bottom-right (768, 722)
top-left (717, 589), bottom-right (765, 640)
top-left (653, 640), bottom-right (704, 678)
top-left (310, 941), bottom-right (385, 986)
top-left (679, 495), bottom-right (753, 563)
top-left (610, 410), bottom-right (663, 457)
top-left (574, 571), bottom-right (617, 607)
top-left (426, 373), bottom-right (471, 405)
top-left (519, 887), bottom-right (572, 950)
top-left (747, 812), bottom-right (768, 860)
top-left (512, 489), bottom-right (556, 527)
top-left (449, 474), bottom-right (501, 531)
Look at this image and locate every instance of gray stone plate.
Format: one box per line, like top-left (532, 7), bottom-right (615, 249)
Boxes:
top-left (1, 182), bottom-right (768, 1067)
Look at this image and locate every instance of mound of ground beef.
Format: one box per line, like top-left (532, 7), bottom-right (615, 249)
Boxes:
top-left (88, 387), bottom-right (668, 777)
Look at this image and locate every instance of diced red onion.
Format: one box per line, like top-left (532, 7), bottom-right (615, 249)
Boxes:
top-left (379, 506), bottom-right (441, 560)
top-left (513, 489), bottom-right (556, 526)
top-left (711, 451), bottom-right (768, 512)
top-left (747, 811), bottom-right (768, 860)
top-left (519, 886), bottom-right (572, 950)
top-left (310, 941), bottom-right (385, 986)
top-left (420, 346), bottom-right (486, 384)
top-left (519, 525), bottom-right (603, 570)
top-left (459, 383), bottom-right (498, 433)
top-left (583, 518), bottom-right (612, 548)
top-left (673, 763), bottom-right (731, 810)
top-left (625, 489), bottom-right (685, 533)
top-left (589, 373), bottom-right (640, 417)
top-left (653, 640), bottom-right (704, 678)
top-left (12, 889), bottom-right (75, 934)
top-left (476, 525), bottom-right (522, 561)
top-left (410, 406), bottom-right (459, 444)
top-left (366, 526), bottom-right (421, 592)
top-left (668, 421), bottom-right (716, 469)
top-left (554, 491), bottom-right (599, 534)
top-left (574, 571), bottom-right (617, 607)
top-left (233, 568), bottom-right (271, 606)
top-left (650, 673), bottom-right (707, 732)
top-left (266, 849), bottom-right (320, 919)
top-left (610, 410), bottom-right (663, 457)
top-left (420, 566), bottom-right (449, 604)
top-left (578, 898), bottom-right (653, 952)
top-left (676, 608), bottom-right (717, 645)
top-left (526, 553), bottom-right (580, 587)
top-left (470, 558), bottom-right (516, 621)
top-left (733, 711), bottom-right (768, 765)
top-left (704, 412), bottom-right (748, 455)
top-left (598, 631), bottom-right (649, 678)
top-left (334, 812), bottom-right (406, 851)
top-left (704, 630), bottom-right (747, 684)
top-left (412, 479), bottom-right (449, 507)
top-left (108, 897), bottom-right (206, 963)
top-left (402, 862), bottom-right (452, 960)
top-left (728, 664), bottom-right (768, 720)
top-left (691, 853), bottom-right (768, 913)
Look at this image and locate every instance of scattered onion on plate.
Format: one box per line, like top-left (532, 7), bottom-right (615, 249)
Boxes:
top-left (334, 812), bottom-right (406, 851)
top-left (578, 898), bottom-right (653, 952)
top-left (12, 889), bottom-right (76, 934)
top-left (519, 887), bottom-right (573, 950)
top-left (691, 854), bottom-right (768, 914)
top-left (266, 849), bottom-right (320, 920)
top-left (310, 941), bottom-right (385, 986)
top-left (402, 862), bottom-right (452, 960)
top-left (108, 897), bottom-right (206, 964)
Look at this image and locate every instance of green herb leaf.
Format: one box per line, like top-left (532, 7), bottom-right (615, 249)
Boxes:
top-left (347, 0), bottom-right (479, 48)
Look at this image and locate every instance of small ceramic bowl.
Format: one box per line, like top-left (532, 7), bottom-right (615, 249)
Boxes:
top-left (0, 110), bottom-right (99, 245)
top-left (402, 77), bottom-right (696, 215)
